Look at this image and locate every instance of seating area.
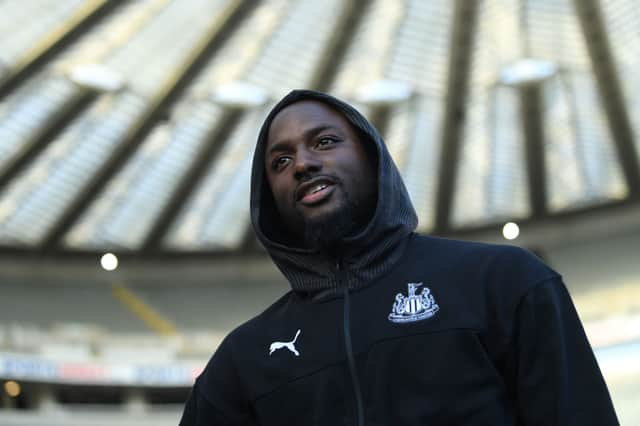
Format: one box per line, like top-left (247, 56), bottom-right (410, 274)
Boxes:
top-left (0, 411), bottom-right (181, 426)
top-left (0, 321), bottom-right (220, 364)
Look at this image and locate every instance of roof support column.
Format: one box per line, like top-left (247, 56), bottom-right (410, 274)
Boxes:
top-left (518, 83), bottom-right (548, 218)
top-left (434, 0), bottom-right (479, 233)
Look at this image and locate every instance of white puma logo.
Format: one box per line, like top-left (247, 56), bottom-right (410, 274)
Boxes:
top-left (269, 329), bottom-right (301, 356)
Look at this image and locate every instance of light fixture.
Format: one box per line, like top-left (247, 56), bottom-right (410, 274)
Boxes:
top-left (100, 253), bottom-right (118, 271)
top-left (211, 81), bottom-right (268, 107)
top-left (499, 58), bottom-right (557, 87)
top-left (502, 222), bottom-right (520, 240)
top-left (4, 380), bottom-right (21, 398)
top-left (354, 79), bottom-right (412, 105)
top-left (69, 63), bottom-right (124, 92)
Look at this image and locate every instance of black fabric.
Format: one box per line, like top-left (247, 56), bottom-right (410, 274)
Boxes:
top-left (180, 237), bottom-right (618, 425)
top-left (250, 90), bottom-right (418, 294)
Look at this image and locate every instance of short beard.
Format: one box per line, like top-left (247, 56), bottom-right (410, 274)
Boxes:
top-left (302, 192), bottom-right (361, 250)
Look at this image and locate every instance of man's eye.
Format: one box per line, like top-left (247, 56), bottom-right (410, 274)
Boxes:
top-left (272, 156), bottom-right (290, 171)
top-left (316, 136), bottom-right (338, 148)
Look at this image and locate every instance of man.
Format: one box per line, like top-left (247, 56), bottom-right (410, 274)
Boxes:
top-left (180, 90), bottom-right (618, 425)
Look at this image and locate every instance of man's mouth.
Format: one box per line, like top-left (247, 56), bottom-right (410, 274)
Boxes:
top-left (296, 179), bottom-right (336, 205)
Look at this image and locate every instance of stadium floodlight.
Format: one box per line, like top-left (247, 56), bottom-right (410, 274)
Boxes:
top-left (502, 222), bottom-right (520, 240)
top-left (354, 79), bottom-right (412, 105)
top-left (100, 253), bottom-right (118, 271)
top-left (499, 58), bottom-right (557, 87)
top-left (211, 81), bottom-right (268, 107)
top-left (4, 380), bottom-right (21, 398)
top-left (68, 63), bottom-right (125, 92)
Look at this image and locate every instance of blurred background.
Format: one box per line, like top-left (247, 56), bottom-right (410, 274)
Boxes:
top-left (0, 0), bottom-right (638, 424)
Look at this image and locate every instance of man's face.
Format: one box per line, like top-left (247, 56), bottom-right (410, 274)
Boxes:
top-left (264, 100), bottom-right (376, 247)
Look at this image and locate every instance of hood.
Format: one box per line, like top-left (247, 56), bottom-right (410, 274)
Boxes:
top-left (250, 90), bottom-right (418, 294)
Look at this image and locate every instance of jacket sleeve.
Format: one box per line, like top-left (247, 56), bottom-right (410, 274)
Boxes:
top-left (505, 277), bottom-right (619, 425)
top-left (180, 382), bottom-right (238, 426)
top-left (179, 335), bottom-right (255, 426)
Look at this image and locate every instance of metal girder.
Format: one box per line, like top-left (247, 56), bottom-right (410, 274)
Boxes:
top-left (0, 0), bottom-right (117, 100)
top-left (573, 0), bottom-right (640, 197)
top-left (311, 0), bottom-right (370, 92)
top-left (519, 84), bottom-right (548, 217)
top-left (434, 0), bottom-right (479, 233)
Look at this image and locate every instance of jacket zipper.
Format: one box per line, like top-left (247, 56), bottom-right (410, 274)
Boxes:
top-left (338, 260), bottom-right (365, 426)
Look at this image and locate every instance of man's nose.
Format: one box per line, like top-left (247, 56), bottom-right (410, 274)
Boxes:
top-left (293, 149), bottom-right (321, 179)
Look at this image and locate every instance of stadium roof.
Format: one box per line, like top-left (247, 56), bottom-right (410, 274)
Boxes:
top-left (0, 0), bottom-right (639, 256)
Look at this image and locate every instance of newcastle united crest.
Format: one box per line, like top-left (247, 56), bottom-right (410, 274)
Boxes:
top-left (388, 283), bottom-right (439, 323)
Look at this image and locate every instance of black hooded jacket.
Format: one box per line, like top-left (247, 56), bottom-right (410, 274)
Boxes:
top-left (180, 90), bottom-right (618, 425)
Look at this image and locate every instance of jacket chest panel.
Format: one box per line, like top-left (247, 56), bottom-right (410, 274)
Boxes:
top-left (347, 270), bottom-right (487, 353)
top-left (244, 298), bottom-right (347, 398)
top-left (360, 329), bottom-right (511, 423)
top-left (253, 362), bottom-right (354, 426)
top-left (251, 329), bottom-right (512, 425)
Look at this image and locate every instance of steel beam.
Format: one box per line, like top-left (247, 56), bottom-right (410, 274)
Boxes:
top-left (434, 0), bottom-right (479, 233)
top-left (519, 84), bottom-right (548, 217)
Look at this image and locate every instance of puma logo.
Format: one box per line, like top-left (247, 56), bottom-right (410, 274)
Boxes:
top-left (269, 329), bottom-right (301, 356)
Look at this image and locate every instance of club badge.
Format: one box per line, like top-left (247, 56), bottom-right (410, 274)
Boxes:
top-left (388, 283), bottom-right (439, 323)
